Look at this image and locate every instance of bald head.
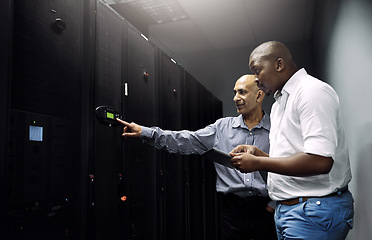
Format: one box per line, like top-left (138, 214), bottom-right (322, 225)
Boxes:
top-left (236, 74), bottom-right (260, 92)
top-left (248, 41), bottom-right (298, 95)
top-left (249, 41), bottom-right (293, 64)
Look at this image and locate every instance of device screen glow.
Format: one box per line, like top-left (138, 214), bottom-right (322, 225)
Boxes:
top-left (29, 126), bottom-right (43, 141)
top-left (106, 112), bottom-right (114, 119)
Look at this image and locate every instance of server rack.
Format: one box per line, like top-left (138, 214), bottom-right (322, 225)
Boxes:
top-left (92, 2), bottom-right (125, 240)
top-left (2, 0), bottom-right (223, 239)
top-left (200, 88), bottom-right (221, 240)
top-left (157, 52), bottom-right (186, 240)
top-left (0, 1), bottom-right (13, 236)
top-left (182, 72), bottom-right (207, 240)
top-left (4, 0), bottom-right (85, 239)
top-left (122, 19), bottom-right (159, 240)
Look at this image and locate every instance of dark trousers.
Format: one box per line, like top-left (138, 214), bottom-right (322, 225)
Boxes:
top-left (219, 193), bottom-right (277, 240)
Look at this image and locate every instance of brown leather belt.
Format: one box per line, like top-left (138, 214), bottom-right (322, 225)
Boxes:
top-left (278, 186), bottom-right (348, 206)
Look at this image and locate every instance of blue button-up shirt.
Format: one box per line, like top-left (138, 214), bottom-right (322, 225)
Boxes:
top-left (141, 113), bottom-right (270, 198)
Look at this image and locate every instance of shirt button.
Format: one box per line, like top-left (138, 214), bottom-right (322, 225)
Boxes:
top-left (249, 132), bottom-right (252, 135)
top-left (316, 201), bottom-right (321, 205)
top-left (246, 179), bottom-right (250, 182)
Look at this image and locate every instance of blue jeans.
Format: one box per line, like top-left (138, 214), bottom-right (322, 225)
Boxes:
top-left (275, 190), bottom-right (354, 240)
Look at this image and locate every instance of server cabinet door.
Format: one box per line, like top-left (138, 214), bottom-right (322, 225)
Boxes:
top-left (93, 2), bottom-right (124, 240)
top-left (182, 72), bottom-right (205, 240)
top-left (123, 22), bottom-right (159, 240)
top-left (199, 86), bottom-right (221, 240)
top-left (0, 0), bottom-right (12, 232)
top-left (158, 53), bottom-right (187, 240)
top-left (6, 0), bottom-right (84, 239)
top-left (213, 96), bottom-right (223, 123)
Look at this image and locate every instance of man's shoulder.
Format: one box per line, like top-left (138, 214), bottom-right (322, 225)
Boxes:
top-left (213, 116), bottom-right (240, 127)
top-left (297, 74), bottom-right (332, 91)
top-left (216, 115), bottom-right (240, 123)
top-left (295, 76), bottom-right (337, 100)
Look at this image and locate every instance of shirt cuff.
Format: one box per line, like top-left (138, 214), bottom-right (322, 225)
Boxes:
top-left (304, 137), bottom-right (335, 157)
top-left (141, 126), bottom-right (154, 138)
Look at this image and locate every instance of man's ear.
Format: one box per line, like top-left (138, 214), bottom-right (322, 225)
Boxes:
top-left (257, 89), bottom-right (265, 102)
top-left (276, 58), bottom-right (285, 72)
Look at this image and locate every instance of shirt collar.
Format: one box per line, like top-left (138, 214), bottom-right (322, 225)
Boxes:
top-left (231, 115), bottom-right (242, 128)
top-left (232, 112), bottom-right (270, 131)
top-left (274, 68), bottom-right (307, 100)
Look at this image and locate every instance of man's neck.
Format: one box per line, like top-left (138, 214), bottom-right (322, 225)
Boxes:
top-left (242, 110), bottom-right (264, 130)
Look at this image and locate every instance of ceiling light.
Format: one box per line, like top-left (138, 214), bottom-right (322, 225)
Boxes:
top-left (113, 0), bottom-right (188, 24)
top-left (141, 33), bottom-right (149, 41)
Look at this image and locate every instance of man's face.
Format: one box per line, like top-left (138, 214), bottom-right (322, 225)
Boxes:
top-left (249, 56), bottom-right (279, 96)
top-left (233, 78), bottom-right (260, 115)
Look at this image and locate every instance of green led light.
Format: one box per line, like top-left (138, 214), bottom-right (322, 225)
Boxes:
top-left (106, 112), bottom-right (114, 119)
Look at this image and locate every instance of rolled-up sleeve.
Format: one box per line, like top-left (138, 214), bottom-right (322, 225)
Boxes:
top-left (299, 85), bottom-right (338, 157)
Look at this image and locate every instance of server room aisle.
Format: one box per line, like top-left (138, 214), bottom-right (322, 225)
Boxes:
top-left (1, 1), bottom-right (223, 240)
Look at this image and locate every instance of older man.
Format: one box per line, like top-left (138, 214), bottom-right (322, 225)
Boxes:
top-left (117, 75), bottom-right (276, 240)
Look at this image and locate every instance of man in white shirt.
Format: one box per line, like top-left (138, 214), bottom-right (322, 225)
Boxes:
top-left (230, 41), bottom-right (354, 239)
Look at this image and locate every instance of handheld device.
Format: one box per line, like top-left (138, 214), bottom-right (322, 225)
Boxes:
top-left (95, 106), bottom-right (122, 126)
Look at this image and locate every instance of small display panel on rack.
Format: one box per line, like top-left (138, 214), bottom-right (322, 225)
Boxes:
top-left (95, 106), bottom-right (122, 126)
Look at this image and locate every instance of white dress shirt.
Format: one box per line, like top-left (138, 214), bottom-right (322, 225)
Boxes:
top-left (268, 68), bottom-right (352, 201)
